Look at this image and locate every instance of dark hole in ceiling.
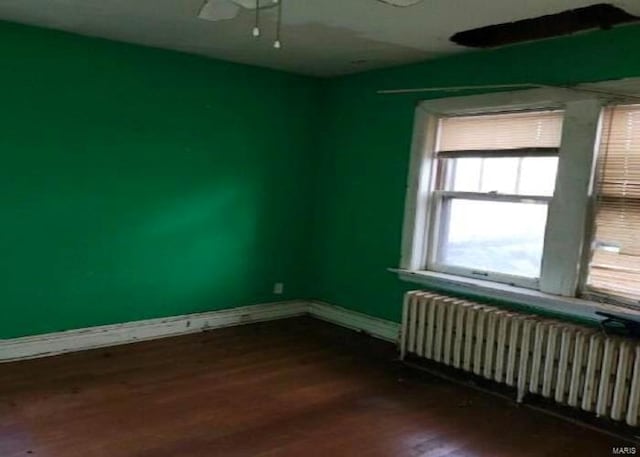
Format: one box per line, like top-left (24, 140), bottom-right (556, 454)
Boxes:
top-left (450, 3), bottom-right (639, 48)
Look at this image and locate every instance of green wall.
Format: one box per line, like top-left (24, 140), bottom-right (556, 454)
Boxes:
top-left (0, 22), bottom-right (318, 338)
top-left (6, 19), bottom-right (640, 339)
top-left (311, 25), bottom-right (640, 324)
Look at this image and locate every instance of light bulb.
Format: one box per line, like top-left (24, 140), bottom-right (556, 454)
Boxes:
top-left (273, 40), bottom-right (281, 49)
top-left (252, 27), bottom-right (260, 37)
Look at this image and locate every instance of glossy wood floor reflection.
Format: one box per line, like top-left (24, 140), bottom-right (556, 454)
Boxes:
top-left (0, 318), bottom-right (622, 457)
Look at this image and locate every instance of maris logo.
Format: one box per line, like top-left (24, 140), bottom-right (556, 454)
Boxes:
top-left (612, 447), bottom-right (637, 455)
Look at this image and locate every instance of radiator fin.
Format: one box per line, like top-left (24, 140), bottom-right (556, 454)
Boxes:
top-left (401, 291), bottom-right (640, 428)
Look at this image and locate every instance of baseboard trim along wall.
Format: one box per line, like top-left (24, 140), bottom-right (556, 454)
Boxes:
top-left (0, 301), bottom-right (308, 363)
top-left (0, 300), bottom-right (400, 362)
top-left (308, 301), bottom-right (400, 343)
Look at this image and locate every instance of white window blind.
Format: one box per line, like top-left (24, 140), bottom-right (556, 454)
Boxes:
top-left (587, 105), bottom-right (640, 302)
top-left (437, 110), bottom-right (564, 155)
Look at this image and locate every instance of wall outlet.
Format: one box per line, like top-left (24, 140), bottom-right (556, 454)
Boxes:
top-left (273, 282), bottom-right (284, 294)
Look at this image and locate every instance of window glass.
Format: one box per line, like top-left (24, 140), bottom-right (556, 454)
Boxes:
top-left (437, 199), bottom-right (549, 279)
top-left (518, 157), bottom-right (558, 196)
top-left (447, 156), bottom-right (558, 196)
top-left (479, 157), bottom-right (519, 193)
top-left (450, 158), bottom-right (482, 192)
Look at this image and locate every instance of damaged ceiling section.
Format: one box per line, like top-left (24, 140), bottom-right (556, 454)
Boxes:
top-left (451, 3), bottom-right (640, 48)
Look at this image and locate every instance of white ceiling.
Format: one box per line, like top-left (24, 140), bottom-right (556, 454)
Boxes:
top-left (1, 0), bottom-right (639, 76)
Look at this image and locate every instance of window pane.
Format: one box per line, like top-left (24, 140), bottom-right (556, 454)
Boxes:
top-left (518, 157), bottom-right (558, 196)
top-left (437, 199), bottom-right (548, 278)
top-left (450, 158), bottom-right (482, 192)
top-left (479, 157), bottom-right (519, 193)
top-left (447, 157), bottom-right (558, 196)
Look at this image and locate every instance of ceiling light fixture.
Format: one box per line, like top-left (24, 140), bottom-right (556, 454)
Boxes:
top-left (273, 0), bottom-right (282, 49)
top-left (198, 0), bottom-right (284, 49)
top-left (252, 0), bottom-right (261, 37)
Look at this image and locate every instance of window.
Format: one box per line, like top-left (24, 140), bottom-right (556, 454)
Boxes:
top-left (586, 105), bottom-right (640, 303)
top-left (401, 89), bottom-right (640, 315)
top-left (428, 110), bottom-right (563, 288)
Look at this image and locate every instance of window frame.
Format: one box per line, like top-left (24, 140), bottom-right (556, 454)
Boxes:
top-left (425, 126), bottom-right (560, 289)
top-left (398, 88), bottom-right (640, 320)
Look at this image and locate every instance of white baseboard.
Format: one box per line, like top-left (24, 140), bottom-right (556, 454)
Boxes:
top-left (308, 301), bottom-right (400, 343)
top-left (0, 301), bottom-right (307, 362)
top-left (0, 300), bottom-right (399, 362)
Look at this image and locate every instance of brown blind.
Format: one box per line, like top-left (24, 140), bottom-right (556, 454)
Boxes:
top-left (437, 110), bottom-right (564, 152)
top-left (588, 105), bottom-right (640, 302)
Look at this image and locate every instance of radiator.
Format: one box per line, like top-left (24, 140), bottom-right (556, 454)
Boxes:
top-left (400, 291), bottom-right (640, 427)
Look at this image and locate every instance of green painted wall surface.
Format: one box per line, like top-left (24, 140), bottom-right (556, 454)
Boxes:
top-left (311, 25), bottom-right (640, 324)
top-left (6, 19), bottom-right (640, 340)
top-left (0, 22), bottom-right (318, 338)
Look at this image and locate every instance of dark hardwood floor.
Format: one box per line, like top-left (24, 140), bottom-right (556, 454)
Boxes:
top-left (0, 317), bottom-right (626, 456)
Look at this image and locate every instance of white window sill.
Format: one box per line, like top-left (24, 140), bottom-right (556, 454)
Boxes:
top-left (392, 268), bottom-right (640, 324)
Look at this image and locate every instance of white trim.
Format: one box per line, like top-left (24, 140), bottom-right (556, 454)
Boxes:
top-left (395, 268), bottom-right (640, 322)
top-left (0, 300), bottom-right (401, 363)
top-left (415, 87), bottom-right (604, 117)
top-left (429, 263), bottom-right (540, 291)
top-left (400, 105), bottom-right (437, 270)
top-left (308, 301), bottom-right (400, 343)
top-left (377, 78), bottom-right (640, 104)
top-left (0, 301), bottom-right (307, 363)
top-left (539, 99), bottom-right (603, 296)
top-left (435, 190), bottom-right (552, 204)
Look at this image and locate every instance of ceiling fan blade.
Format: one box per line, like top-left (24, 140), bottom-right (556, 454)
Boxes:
top-left (376, 0), bottom-right (424, 6)
top-left (197, 0), bottom-right (241, 21)
top-left (232, 0), bottom-right (278, 9)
